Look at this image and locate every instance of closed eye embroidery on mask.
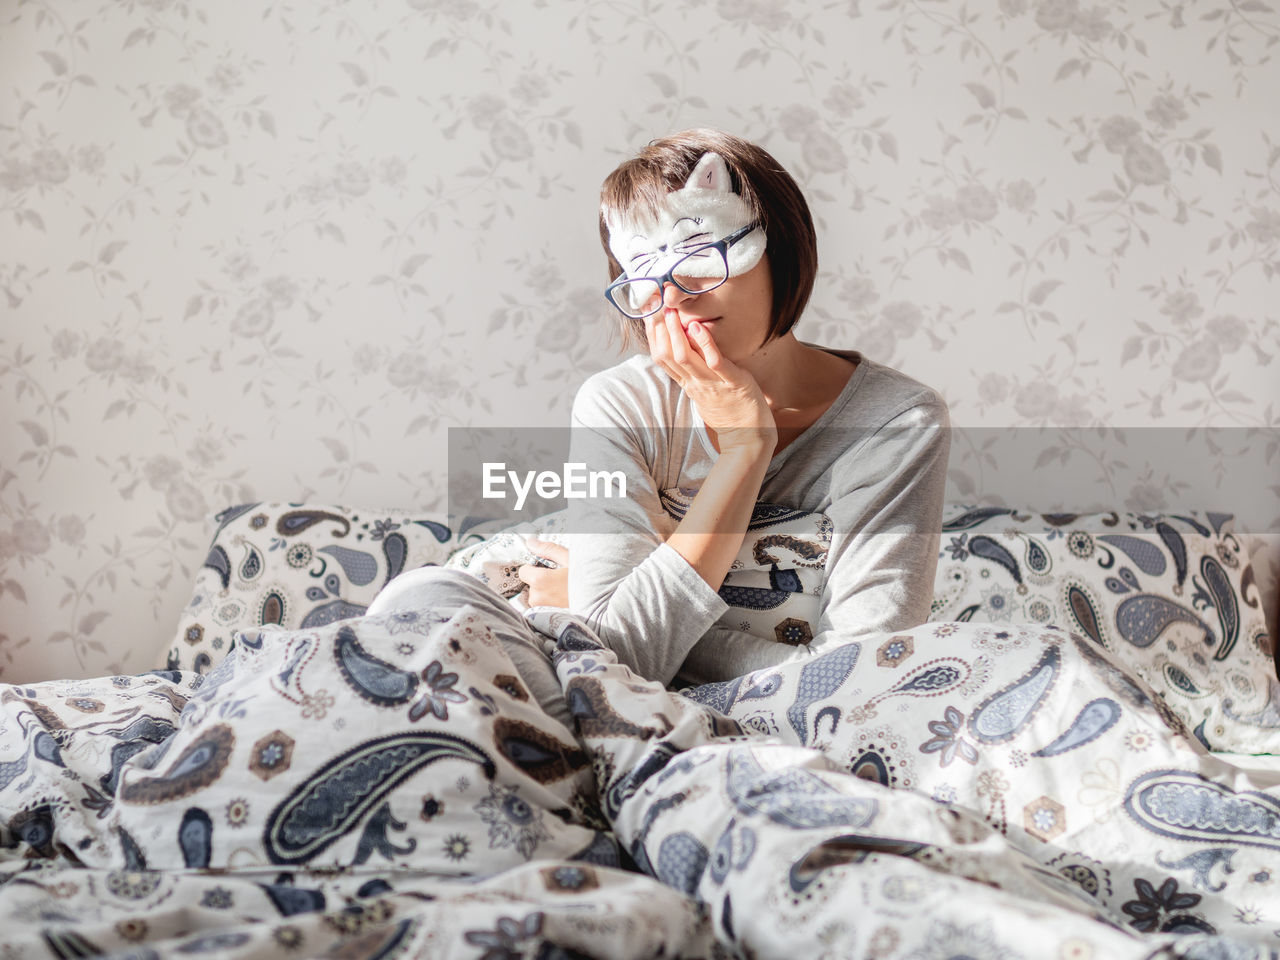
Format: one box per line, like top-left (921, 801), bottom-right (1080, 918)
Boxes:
top-left (627, 218), bottom-right (711, 278)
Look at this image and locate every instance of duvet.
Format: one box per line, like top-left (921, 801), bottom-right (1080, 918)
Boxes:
top-left (2, 599), bottom-right (1279, 959)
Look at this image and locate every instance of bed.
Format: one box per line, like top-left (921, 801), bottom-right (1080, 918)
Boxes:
top-left (2, 501), bottom-right (1278, 958)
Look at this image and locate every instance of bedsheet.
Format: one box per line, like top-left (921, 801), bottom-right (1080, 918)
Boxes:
top-left (3, 606), bottom-right (1280, 959)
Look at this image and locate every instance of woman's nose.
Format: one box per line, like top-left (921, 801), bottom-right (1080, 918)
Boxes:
top-left (662, 281), bottom-right (695, 307)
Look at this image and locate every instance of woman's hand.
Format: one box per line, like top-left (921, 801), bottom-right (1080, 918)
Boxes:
top-left (646, 309), bottom-right (776, 457)
top-left (517, 538), bottom-right (569, 607)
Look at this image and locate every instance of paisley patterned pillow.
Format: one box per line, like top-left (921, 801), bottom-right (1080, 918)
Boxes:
top-left (160, 503), bottom-right (473, 674)
top-left (118, 610), bottom-right (605, 872)
top-left (928, 505), bottom-right (1278, 753)
top-left (660, 488), bottom-right (831, 647)
top-left (163, 492), bottom-right (833, 678)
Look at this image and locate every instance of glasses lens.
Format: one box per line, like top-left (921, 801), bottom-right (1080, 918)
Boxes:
top-left (611, 278), bottom-right (662, 318)
top-left (672, 245), bottom-right (729, 294)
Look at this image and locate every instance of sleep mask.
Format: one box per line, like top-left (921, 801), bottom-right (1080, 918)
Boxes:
top-left (604, 151), bottom-right (767, 287)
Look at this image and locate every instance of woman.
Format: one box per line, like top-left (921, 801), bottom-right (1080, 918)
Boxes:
top-left (374, 129), bottom-right (946, 697)
top-left (517, 129), bottom-right (949, 688)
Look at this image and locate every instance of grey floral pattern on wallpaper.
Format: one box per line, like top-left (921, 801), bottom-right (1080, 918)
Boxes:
top-left (1, 0), bottom-right (1278, 681)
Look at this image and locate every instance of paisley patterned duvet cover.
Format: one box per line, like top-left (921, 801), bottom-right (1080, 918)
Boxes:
top-left (3, 606), bottom-right (1280, 959)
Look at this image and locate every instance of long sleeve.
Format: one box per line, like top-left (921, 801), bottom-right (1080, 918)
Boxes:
top-left (564, 369), bottom-right (734, 686)
top-left (677, 396), bottom-right (950, 684)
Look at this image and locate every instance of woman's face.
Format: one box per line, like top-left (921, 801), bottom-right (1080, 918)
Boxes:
top-left (659, 254), bottom-right (774, 363)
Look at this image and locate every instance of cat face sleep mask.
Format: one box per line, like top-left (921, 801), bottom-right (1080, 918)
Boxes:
top-left (604, 151), bottom-right (768, 286)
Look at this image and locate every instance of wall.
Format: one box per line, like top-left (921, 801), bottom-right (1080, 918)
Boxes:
top-left (2, 0), bottom-right (1277, 681)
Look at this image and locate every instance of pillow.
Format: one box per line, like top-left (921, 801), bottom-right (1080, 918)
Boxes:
top-left (161, 503), bottom-right (474, 674)
top-left (929, 505), bottom-right (1278, 753)
top-left (660, 487), bottom-right (830, 647)
top-left (117, 610), bottom-right (607, 872)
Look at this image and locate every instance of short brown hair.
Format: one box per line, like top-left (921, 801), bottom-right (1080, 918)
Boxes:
top-left (599, 129), bottom-right (818, 349)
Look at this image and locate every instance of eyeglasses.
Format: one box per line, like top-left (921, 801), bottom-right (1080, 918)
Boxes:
top-left (604, 222), bottom-right (762, 320)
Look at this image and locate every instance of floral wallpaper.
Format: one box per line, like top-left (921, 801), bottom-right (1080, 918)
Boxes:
top-left (1, 0), bottom-right (1277, 681)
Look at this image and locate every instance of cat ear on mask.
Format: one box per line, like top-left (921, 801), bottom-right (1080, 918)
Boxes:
top-left (681, 152), bottom-right (734, 195)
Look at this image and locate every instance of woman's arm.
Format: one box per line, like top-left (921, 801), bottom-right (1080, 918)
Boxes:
top-left (522, 436), bottom-right (772, 607)
top-left (564, 406), bottom-right (755, 686)
top-left (666, 445), bottom-right (771, 587)
top-left (676, 396), bottom-right (951, 685)
top-left (563, 314), bottom-right (777, 686)
top-left (648, 313), bottom-right (775, 591)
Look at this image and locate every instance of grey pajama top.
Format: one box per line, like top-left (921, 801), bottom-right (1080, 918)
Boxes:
top-left (564, 348), bottom-right (951, 687)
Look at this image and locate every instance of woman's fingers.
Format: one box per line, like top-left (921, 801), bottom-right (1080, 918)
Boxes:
top-left (645, 313), bottom-right (675, 366)
top-left (661, 312), bottom-right (718, 380)
top-left (516, 563), bottom-right (569, 607)
top-left (646, 313), bottom-right (691, 386)
top-left (648, 308), bottom-right (747, 399)
top-left (686, 321), bottom-right (726, 374)
top-left (525, 538), bottom-right (569, 566)
top-left (648, 312), bottom-right (773, 446)
top-left (665, 309), bottom-right (692, 366)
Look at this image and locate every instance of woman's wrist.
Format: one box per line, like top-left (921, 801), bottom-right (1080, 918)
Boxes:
top-left (713, 427), bottom-right (776, 462)
top-left (714, 445), bottom-right (772, 477)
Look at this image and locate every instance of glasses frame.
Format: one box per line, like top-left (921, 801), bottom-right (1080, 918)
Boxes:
top-left (604, 221), bottom-right (762, 320)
